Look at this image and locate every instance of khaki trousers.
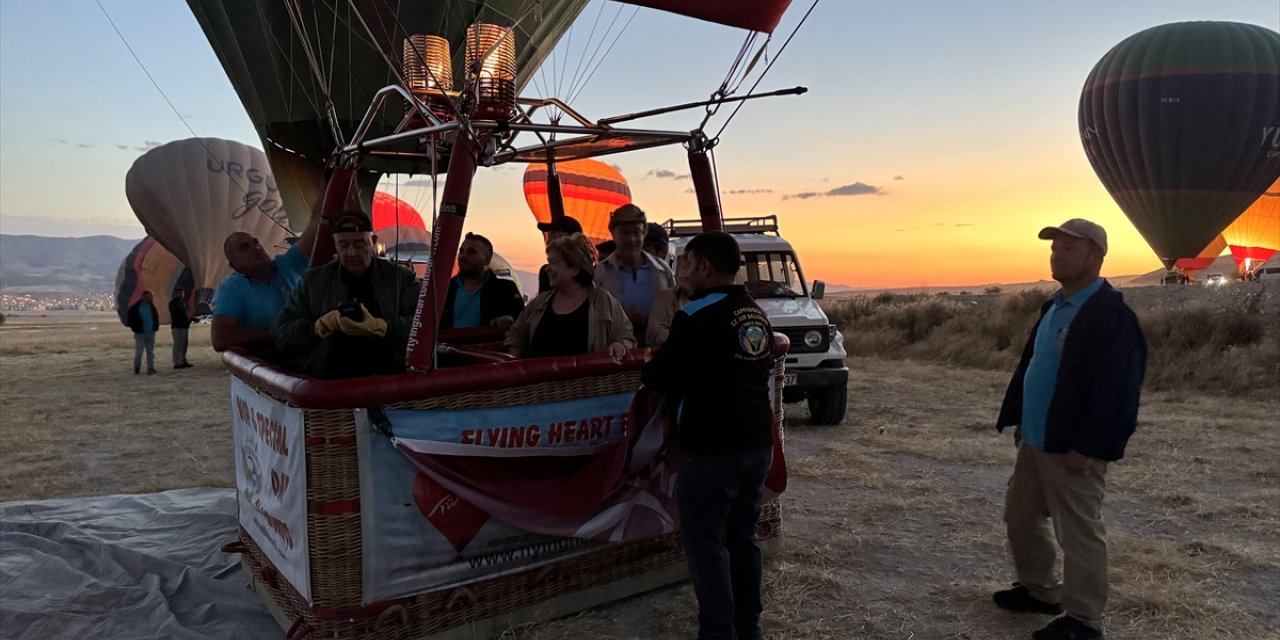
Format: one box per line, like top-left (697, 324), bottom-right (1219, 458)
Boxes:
top-left (1004, 443), bottom-right (1109, 630)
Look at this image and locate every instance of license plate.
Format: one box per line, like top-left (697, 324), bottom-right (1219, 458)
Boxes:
top-left (782, 374), bottom-right (797, 386)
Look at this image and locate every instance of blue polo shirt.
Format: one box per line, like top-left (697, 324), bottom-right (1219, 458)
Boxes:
top-left (450, 275), bottom-right (483, 328)
top-left (1020, 278), bottom-right (1105, 449)
top-left (212, 244), bottom-right (309, 331)
top-left (617, 263), bottom-right (656, 316)
top-left (138, 305), bottom-right (155, 337)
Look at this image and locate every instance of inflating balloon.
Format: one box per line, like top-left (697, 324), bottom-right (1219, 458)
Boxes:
top-left (523, 160), bottom-right (631, 245)
top-left (126, 138), bottom-right (295, 312)
top-left (1174, 235), bottom-right (1226, 279)
top-left (372, 191), bottom-right (431, 254)
top-left (1079, 21), bottom-right (1280, 268)
top-left (114, 238), bottom-right (197, 325)
top-left (1222, 178), bottom-right (1280, 273)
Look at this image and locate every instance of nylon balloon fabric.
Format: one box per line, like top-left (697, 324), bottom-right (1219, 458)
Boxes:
top-left (1078, 21), bottom-right (1280, 268)
top-left (114, 238), bottom-right (197, 325)
top-left (1223, 178), bottom-right (1280, 272)
top-left (524, 159), bottom-right (631, 244)
top-left (125, 138), bottom-right (295, 311)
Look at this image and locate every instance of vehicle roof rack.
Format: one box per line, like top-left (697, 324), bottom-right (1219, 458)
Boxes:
top-left (662, 215), bottom-right (779, 238)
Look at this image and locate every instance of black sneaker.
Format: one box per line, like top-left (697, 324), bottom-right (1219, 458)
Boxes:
top-left (134, 368), bottom-right (140, 375)
top-left (147, 369), bottom-right (157, 375)
top-left (1032, 616), bottom-right (1102, 640)
top-left (993, 583), bottom-right (1062, 615)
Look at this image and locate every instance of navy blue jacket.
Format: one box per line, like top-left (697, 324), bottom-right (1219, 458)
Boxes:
top-left (641, 285), bottom-right (775, 455)
top-left (996, 281), bottom-right (1146, 461)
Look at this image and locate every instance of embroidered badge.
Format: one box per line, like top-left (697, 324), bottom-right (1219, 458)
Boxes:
top-left (740, 323), bottom-right (769, 357)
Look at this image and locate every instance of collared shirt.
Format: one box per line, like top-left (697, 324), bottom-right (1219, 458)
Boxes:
top-left (450, 274), bottom-right (484, 328)
top-left (211, 244), bottom-right (308, 331)
top-left (1021, 277), bottom-right (1105, 449)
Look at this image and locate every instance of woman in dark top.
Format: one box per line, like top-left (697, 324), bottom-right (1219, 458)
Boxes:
top-left (506, 233), bottom-right (634, 360)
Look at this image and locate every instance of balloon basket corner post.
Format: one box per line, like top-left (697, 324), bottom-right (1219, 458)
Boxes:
top-left (226, 358), bottom-right (787, 639)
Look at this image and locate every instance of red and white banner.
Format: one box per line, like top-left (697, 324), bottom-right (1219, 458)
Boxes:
top-left (230, 377), bottom-right (309, 602)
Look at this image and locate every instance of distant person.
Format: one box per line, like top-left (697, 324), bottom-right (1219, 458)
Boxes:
top-left (507, 233), bottom-right (634, 360)
top-left (168, 288), bottom-right (193, 369)
top-left (643, 222), bottom-right (670, 261)
top-left (536, 216), bottom-right (584, 293)
top-left (992, 219), bottom-right (1146, 640)
top-left (210, 210), bottom-right (320, 352)
top-left (273, 211), bottom-right (420, 379)
top-left (594, 204), bottom-right (675, 347)
top-left (126, 290), bottom-right (160, 375)
top-left (441, 233), bottom-right (525, 331)
top-left (640, 231), bottom-right (775, 640)
top-left (645, 252), bottom-right (691, 348)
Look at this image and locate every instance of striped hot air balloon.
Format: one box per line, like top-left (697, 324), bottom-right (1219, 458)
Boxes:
top-left (115, 237), bottom-right (197, 325)
top-left (372, 191), bottom-right (431, 254)
top-left (1079, 21), bottom-right (1280, 269)
top-left (523, 160), bottom-right (631, 245)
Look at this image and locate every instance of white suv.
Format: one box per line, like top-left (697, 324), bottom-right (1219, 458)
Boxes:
top-left (665, 216), bottom-right (849, 425)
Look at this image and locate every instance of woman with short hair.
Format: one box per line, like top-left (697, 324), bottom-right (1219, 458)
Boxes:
top-left (506, 233), bottom-right (635, 360)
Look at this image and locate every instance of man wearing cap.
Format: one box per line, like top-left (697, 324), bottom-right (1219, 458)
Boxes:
top-left (273, 210), bottom-right (420, 379)
top-left (594, 204), bottom-right (675, 346)
top-left (211, 209), bottom-right (321, 352)
top-left (537, 216), bottom-right (584, 293)
top-left (992, 219), bottom-right (1146, 640)
top-left (441, 232), bottom-right (525, 331)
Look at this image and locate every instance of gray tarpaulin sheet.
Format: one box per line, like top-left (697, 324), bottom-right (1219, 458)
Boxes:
top-left (0, 488), bottom-right (282, 639)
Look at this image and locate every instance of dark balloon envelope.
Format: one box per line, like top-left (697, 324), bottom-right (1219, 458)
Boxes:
top-left (1078, 21), bottom-right (1280, 268)
top-left (115, 238), bottom-right (197, 325)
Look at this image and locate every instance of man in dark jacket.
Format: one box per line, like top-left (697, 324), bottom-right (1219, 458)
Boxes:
top-left (168, 288), bottom-right (193, 369)
top-left (441, 233), bottom-right (524, 331)
top-left (642, 231), bottom-right (775, 640)
top-left (126, 290), bottom-right (160, 375)
top-left (992, 219), bottom-right (1146, 640)
top-left (273, 211), bottom-right (420, 379)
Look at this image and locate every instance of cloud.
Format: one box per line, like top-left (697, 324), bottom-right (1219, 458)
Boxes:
top-left (115, 143), bottom-right (130, 150)
top-left (401, 177), bottom-right (437, 188)
top-left (77, 143), bottom-right (93, 149)
top-left (608, 163), bottom-right (622, 172)
top-left (785, 181), bottom-right (884, 200)
top-left (135, 140), bottom-right (163, 152)
top-left (815, 177), bottom-right (830, 182)
top-left (52, 138), bottom-right (97, 149)
top-left (893, 175), bottom-right (904, 181)
top-left (647, 169), bottom-right (690, 180)
top-left (954, 223), bottom-right (975, 227)
top-left (724, 188), bottom-right (774, 195)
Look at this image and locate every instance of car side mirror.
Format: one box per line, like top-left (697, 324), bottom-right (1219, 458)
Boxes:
top-left (811, 280), bottom-right (825, 300)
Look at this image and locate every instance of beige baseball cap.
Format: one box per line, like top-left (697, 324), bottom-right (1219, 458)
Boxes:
top-left (1038, 218), bottom-right (1107, 254)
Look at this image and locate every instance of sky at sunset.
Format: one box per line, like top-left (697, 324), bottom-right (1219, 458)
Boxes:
top-left (1, 1), bottom-right (1276, 288)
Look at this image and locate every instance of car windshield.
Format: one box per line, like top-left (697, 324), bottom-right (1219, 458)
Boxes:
top-left (736, 252), bottom-right (806, 298)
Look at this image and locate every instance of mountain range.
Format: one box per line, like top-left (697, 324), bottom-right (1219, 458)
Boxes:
top-left (1, 235), bottom-right (142, 296)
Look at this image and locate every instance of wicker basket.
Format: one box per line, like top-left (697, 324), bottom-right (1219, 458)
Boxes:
top-left (229, 358), bottom-right (785, 640)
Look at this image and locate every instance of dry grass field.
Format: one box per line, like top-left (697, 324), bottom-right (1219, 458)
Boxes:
top-left (1, 301), bottom-right (1277, 639)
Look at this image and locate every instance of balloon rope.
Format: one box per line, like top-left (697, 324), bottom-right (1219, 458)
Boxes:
top-left (566, 5), bottom-right (639, 106)
top-left (96, 0), bottom-right (291, 236)
top-left (712, 0), bottom-right (821, 142)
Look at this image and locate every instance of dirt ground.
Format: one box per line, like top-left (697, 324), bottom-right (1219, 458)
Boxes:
top-left (1, 312), bottom-right (1277, 639)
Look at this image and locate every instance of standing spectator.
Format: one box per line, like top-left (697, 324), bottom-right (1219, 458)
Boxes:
top-left (442, 233), bottom-right (525, 331)
top-left (993, 219), bottom-right (1147, 640)
top-left (127, 291), bottom-right (160, 375)
top-left (594, 204), bottom-right (674, 346)
top-left (641, 232), bottom-right (775, 640)
top-left (169, 288), bottom-right (193, 369)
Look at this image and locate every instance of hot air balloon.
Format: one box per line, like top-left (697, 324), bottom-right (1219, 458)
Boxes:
top-left (1222, 178), bottom-right (1280, 274)
top-left (187, 1), bottom-right (593, 234)
top-left (115, 238), bottom-right (197, 325)
top-left (372, 191), bottom-right (430, 255)
top-left (1079, 21), bottom-right (1280, 269)
top-left (524, 159), bottom-right (631, 244)
top-left (1174, 234), bottom-right (1227, 280)
top-left (126, 138), bottom-right (295, 313)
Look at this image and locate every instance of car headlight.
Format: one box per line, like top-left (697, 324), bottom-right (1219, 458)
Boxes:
top-left (804, 329), bottom-right (823, 348)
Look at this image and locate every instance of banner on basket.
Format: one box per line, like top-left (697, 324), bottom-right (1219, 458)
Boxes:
top-left (231, 376), bottom-right (310, 602)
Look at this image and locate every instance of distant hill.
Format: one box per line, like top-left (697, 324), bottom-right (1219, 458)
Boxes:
top-left (0, 235), bottom-right (142, 295)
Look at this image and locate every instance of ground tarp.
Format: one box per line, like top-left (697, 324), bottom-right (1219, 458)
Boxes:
top-left (0, 488), bottom-right (280, 639)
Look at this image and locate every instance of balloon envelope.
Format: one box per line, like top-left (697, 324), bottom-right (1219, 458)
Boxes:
top-left (523, 159), bottom-right (631, 245)
top-left (188, 1), bottom-right (590, 232)
top-left (1223, 178), bottom-right (1280, 273)
top-left (373, 191), bottom-right (431, 254)
top-left (115, 238), bottom-right (197, 325)
top-left (1174, 234), bottom-right (1226, 278)
top-left (1078, 21), bottom-right (1280, 268)
top-left (126, 138), bottom-right (295, 308)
